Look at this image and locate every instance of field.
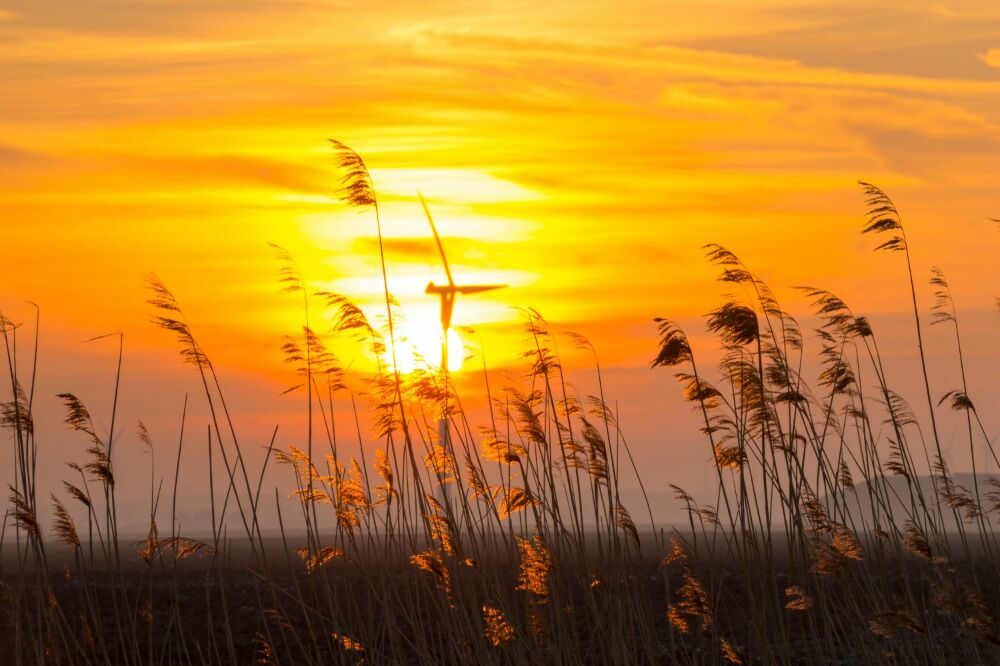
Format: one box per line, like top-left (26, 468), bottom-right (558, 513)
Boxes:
top-left (2, 154), bottom-right (999, 665)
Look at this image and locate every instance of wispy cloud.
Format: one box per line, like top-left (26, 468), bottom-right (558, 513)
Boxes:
top-left (0, 0), bottom-right (997, 379)
top-left (0, 144), bottom-right (48, 166)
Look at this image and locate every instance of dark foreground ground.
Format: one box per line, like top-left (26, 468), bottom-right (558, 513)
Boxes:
top-left (3, 532), bottom-right (1000, 665)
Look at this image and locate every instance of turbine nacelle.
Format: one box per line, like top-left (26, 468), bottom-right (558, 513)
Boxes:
top-left (425, 282), bottom-right (506, 332)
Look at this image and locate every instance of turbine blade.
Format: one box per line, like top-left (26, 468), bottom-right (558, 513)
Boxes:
top-left (419, 192), bottom-right (454, 287)
top-left (426, 282), bottom-right (457, 295)
top-left (455, 284), bottom-right (507, 295)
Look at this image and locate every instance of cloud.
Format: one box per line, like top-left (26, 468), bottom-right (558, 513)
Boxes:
top-left (352, 237), bottom-right (436, 260)
top-left (138, 154), bottom-right (329, 192)
top-left (77, 152), bottom-right (331, 194)
top-left (3, 0), bottom-right (999, 366)
top-left (678, 2), bottom-right (1000, 79)
top-left (0, 144), bottom-right (48, 166)
top-left (0, 0), bottom-right (312, 36)
top-left (854, 125), bottom-right (1000, 177)
top-left (981, 48), bottom-right (1000, 68)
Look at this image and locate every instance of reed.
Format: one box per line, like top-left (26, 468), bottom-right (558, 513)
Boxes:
top-left (0, 156), bottom-right (997, 664)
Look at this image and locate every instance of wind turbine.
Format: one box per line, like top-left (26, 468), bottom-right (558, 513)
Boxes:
top-left (418, 193), bottom-right (505, 498)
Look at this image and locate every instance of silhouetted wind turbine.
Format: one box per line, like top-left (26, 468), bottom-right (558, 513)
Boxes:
top-left (418, 193), bottom-right (505, 498)
top-left (419, 193), bottom-right (506, 374)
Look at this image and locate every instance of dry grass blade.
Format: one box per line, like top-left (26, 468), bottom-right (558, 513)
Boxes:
top-left (481, 605), bottom-right (515, 647)
top-left (155, 536), bottom-right (215, 560)
top-left (50, 495), bottom-right (80, 549)
top-left (145, 276), bottom-right (210, 368)
top-left (331, 631), bottom-right (365, 654)
top-left (481, 429), bottom-right (525, 464)
top-left (707, 302), bottom-right (759, 346)
top-left (409, 549), bottom-right (454, 603)
top-left (516, 533), bottom-right (552, 597)
top-left (784, 586), bottom-right (814, 611)
top-left (939, 389), bottom-right (975, 412)
top-left (497, 486), bottom-right (537, 520)
top-left (651, 318), bottom-right (692, 368)
top-left (904, 521), bottom-right (933, 559)
top-left (8, 486), bottom-right (39, 537)
top-left (929, 266), bottom-right (956, 325)
top-left (425, 514), bottom-right (455, 557)
top-left (268, 243), bottom-right (304, 294)
top-left (329, 139), bottom-right (376, 209)
top-left (316, 290), bottom-right (378, 342)
top-left (858, 180), bottom-right (907, 252)
top-left (615, 503), bottom-right (640, 547)
top-left (668, 567), bottom-right (713, 634)
top-left (295, 545), bottom-right (345, 573)
top-left (721, 638), bottom-right (745, 664)
top-left (62, 481), bottom-right (91, 508)
top-left (0, 380), bottom-right (33, 435)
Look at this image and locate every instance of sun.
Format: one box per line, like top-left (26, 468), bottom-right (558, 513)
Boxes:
top-left (385, 320), bottom-right (465, 375)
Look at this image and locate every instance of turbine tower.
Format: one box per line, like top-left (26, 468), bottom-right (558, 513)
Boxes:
top-left (419, 194), bottom-right (505, 501)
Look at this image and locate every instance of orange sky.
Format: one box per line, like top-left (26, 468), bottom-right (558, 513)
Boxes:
top-left (1, 0), bottom-right (998, 530)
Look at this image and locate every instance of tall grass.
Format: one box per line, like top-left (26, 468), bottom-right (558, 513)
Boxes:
top-left (1, 153), bottom-right (997, 664)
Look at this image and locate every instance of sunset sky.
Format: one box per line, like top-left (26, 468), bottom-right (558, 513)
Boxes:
top-left (2, 0), bottom-right (998, 530)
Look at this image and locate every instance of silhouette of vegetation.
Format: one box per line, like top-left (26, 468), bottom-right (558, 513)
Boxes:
top-left (1, 147), bottom-right (998, 664)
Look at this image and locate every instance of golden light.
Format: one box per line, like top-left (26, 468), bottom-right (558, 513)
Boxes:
top-left (384, 318), bottom-right (465, 375)
top-left (369, 167), bottom-right (544, 204)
